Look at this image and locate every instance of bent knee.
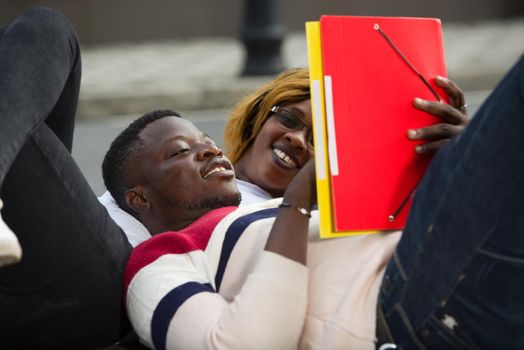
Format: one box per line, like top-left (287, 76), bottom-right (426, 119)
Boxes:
top-left (15, 6), bottom-right (78, 42)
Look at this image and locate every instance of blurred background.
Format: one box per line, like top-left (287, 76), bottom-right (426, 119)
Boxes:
top-left (1, 0), bottom-right (523, 194)
top-left (1, 0), bottom-right (523, 42)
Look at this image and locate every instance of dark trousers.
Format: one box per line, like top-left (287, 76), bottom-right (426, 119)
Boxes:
top-left (0, 7), bottom-right (132, 349)
top-left (380, 54), bottom-right (524, 349)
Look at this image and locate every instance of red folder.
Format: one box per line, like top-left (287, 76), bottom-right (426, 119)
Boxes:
top-left (320, 16), bottom-right (447, 231)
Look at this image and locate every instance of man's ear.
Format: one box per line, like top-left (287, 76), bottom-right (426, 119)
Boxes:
top-left (125, 186), bottom-right (150, 213)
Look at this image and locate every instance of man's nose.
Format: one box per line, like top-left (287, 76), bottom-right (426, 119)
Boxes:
top-left (197, 143), bottom-right (223, 160)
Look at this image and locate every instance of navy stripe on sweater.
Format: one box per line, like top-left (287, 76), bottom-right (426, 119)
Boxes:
top-left (151, 282), bottom-right (214, 350)
top-left (215, 208), bottom-right (278, 291)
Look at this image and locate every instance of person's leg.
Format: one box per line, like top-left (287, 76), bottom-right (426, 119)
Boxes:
top-left (0, 6), bottom-right (81, 172)
top-left (0, 6), bottom-right (82, 264)
top-left (379, 54), bottom-right (524, 349)
top-left (1, 127), bottom-right (132, 349)
top-left (0, 7), bottom-right (132, 349)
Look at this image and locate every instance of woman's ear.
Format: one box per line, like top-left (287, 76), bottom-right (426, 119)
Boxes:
top-left (125, 186), bottom-right (149, 213)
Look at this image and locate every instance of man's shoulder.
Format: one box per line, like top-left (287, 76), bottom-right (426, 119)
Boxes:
top-left (132, 207), bottom-right (238, 257)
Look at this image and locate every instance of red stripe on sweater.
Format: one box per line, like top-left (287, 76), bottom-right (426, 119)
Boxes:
top-left (124, 206), bottom-right (236, 295)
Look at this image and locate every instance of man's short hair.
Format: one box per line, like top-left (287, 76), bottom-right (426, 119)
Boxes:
top-left (102, 109), bottom-right (181, 215)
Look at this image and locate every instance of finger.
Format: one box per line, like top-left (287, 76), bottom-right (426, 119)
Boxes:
top-left (434, 76), bottom-right (467, 113)
top-left (414, 139), bottom-right (450, 155)
top-left (407, 123), bottom-right (464, 141)
top-left (413, 98), bottom-right (468, 125)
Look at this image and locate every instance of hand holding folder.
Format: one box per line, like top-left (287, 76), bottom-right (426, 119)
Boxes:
top-left (306, 16), bottom-right (449, 238)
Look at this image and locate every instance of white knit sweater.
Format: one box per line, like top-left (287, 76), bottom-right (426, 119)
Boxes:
top-left (124, 199), bottom-right (401, 350)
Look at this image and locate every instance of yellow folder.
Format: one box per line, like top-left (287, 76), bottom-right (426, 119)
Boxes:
top-left (306, 21), bottom-right (378, 239)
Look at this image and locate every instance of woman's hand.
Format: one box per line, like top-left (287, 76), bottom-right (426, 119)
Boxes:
top-left (408, 76), bottom-right (470, 154)
top-left (264, 159), bottom-right (316, 265)
top-left (283, 159), bottom-right (317, 210)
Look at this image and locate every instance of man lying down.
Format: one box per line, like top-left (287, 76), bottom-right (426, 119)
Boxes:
top-left (103, 110), bottom-right (397, 349)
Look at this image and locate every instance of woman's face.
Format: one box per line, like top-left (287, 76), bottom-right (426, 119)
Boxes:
top-left (234, 99), bottom-right (314, 197)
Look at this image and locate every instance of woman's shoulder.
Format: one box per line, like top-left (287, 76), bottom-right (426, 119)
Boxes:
top-left (236, 179), bottom-right (274, 206)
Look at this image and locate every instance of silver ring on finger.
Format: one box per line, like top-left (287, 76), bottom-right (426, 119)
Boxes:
top-left (457, 103), bottom-right (467, 112)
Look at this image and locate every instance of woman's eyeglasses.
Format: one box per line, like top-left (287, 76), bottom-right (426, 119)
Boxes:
top-left (270, 105), bottom-right (314, 148)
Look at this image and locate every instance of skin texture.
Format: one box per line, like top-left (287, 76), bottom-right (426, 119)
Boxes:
top-left (125, 117), bottom-right (240, 234)
top-left (265, 159), bottom-right (316, 264)
top-left (235, 75), bottom-right (470, 198)
top-left (234, 99), bottom-right (314, 198)
top-left (408, 76), bottom-right (470, 154)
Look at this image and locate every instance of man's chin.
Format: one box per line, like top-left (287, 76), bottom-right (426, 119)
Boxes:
top-left (164, 191), bottom-right (241, 211)
top-left (198, 192), bottom-right (242, 210)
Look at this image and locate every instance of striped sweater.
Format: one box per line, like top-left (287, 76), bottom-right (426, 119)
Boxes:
top-left (124, 199), bottom-right (401, 350)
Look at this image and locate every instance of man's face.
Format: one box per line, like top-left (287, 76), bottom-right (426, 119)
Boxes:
top-left (136, 117), bottom-right (240, 217)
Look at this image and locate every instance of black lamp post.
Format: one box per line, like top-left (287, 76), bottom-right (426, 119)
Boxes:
top-left (240, 0), bottom-right (286, 76)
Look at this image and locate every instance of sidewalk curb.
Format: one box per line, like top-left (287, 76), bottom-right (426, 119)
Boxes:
top-left (76, 70), bottom-right (505, 120)
top-left (77, 76), bottom-right (275, 120)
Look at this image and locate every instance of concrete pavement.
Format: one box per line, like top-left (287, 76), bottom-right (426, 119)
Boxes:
top-left (77, 17), bottom-right (524, 120)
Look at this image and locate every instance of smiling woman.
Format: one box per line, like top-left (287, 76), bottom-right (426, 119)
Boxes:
top-left (234, 99), bottom-right (313, 198)
top-left (225, 68), bottom-right (312, 203)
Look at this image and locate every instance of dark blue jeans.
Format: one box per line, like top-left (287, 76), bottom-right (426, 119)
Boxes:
top-left (380, 54), bottom-right (524, 349)
top-left (0, 7), bottom-right (132, 349)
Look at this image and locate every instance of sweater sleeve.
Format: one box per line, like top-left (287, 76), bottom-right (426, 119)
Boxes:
top-left (126, 247), bottom-right (308, 350)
